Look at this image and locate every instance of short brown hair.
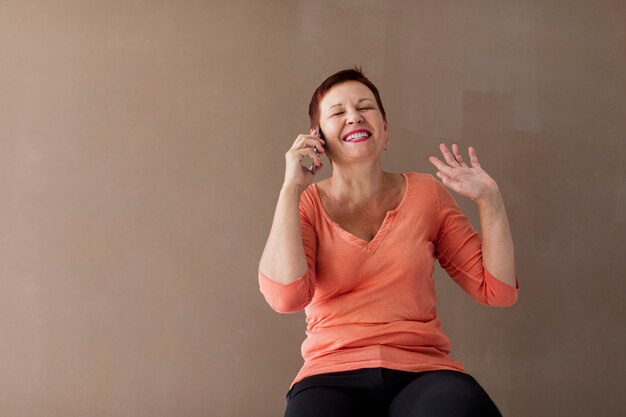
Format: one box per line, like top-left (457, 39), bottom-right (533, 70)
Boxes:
top-left (308, 66), bottom-right (387, 130)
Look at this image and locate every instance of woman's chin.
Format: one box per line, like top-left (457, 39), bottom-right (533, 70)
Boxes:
top-left (337, 151), bottom-right (383, 164)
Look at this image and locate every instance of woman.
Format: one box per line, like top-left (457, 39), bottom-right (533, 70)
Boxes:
top-left (258, 68), bottom-right (520, 417)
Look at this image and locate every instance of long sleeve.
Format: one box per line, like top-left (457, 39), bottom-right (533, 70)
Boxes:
top-left (433, 178), bottom-right (520, 307)
top-left (258, 190), bottom-right (318, 314)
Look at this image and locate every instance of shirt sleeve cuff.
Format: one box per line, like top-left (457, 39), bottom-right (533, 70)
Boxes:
top-left (484, 266), bottom-right (520, 306)
top-left (258, 270), bottom-right (310, 313)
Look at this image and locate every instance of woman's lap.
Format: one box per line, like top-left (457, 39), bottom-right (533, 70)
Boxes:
top-left (284, 386), bottom-right (385, 417)
top-left (387, 370), bottom-right (502, 417)
top-left (284, 368), bottom-right (503, 417)
top-left (284, 368), bottom-right (387, 417)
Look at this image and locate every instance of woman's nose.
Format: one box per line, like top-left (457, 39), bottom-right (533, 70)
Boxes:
top-left (346, 109), bottom-right (363, 124)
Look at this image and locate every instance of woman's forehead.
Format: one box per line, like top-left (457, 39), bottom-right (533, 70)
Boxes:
top-left (320, 81), bottom-right (375, 110)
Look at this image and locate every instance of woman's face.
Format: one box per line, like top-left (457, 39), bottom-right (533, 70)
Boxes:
top-left (318, 80), bottom-right (388, 165)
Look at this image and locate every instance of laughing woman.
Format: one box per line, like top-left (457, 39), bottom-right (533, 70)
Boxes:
top-left (258, 67), bottom-right (520, 417)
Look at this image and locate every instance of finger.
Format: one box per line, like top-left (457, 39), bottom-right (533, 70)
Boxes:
top-left (308, 161), bottom-right (323, 174)
top-left (308, 152), bottom-right (323, 173)
top-left (310, 128), bottom-right (323, 150)
top-left (452, 143), bottom-right (468, 167)
top-left (314, 140), bottom-right (326, 154)
top-left (292, 134), bottom-right (326, 151)
top-left (287, 146), bottom-right (313, 161)
top-left (290, 135), bottom-right (326, 154)
top-left (311, 152), bottom-right (322, 167)
top-left (439, 143), bottom-right (461, 167)
top-left (468, 146), bottom-right (481, 168)
top-left (312, 127), bottom-right (324, 140)
top-left (428, 155), bottom-right (456, 176)
top-left (435, 170), bottom-right (452, 185)
top-left (302, 136), bottom-right (326, 153)
top-left (294, 147), bottom-right (322, 166)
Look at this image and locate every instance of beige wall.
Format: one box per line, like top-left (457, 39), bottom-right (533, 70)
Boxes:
top-left (1, 1), bottom-right (624, 416)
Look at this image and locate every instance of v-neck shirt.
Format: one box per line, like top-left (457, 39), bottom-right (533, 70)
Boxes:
top-left (313, 173), bottom-right (409, 254)
top-left (259, 172), bottom-right (520, 390)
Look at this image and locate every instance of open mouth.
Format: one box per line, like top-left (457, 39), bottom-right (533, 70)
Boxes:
top-left (342, 129), bottom-right (372, 143)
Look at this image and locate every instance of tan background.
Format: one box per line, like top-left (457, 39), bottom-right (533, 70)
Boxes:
top-left (1, 1), bottom-right (624, 416)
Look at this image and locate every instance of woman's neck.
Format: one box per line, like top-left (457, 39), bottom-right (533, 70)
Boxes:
top-left (327, 161), bottom-right (390, 204)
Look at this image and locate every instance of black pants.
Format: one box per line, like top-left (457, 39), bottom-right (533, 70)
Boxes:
top-left (284, 368), bottom-right (503, 417)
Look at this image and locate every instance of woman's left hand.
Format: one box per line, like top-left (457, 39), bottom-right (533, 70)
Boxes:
top-left (428, 143), bottom-right (500, 202)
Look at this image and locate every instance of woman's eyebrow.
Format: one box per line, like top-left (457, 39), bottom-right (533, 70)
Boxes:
top-left (327, 98), bottom-right (375, 111)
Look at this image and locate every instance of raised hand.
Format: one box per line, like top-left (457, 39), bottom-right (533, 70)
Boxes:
top-left (428, 143), bottom-right (499, 202)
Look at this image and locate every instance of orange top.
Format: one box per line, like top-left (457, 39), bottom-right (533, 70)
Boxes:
top-left (259, 172), bottom-right (520, 390)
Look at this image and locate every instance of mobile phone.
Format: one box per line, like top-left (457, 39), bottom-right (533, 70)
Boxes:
top-left (311, 127), bottom-right (325, 174)
top-left (316, 127), bottom-right (326, 141)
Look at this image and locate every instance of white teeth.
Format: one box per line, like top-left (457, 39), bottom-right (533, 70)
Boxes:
top-left (345, 132), bottom-right (370, 141)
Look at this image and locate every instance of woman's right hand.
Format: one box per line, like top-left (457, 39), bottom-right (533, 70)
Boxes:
top-left (283, 129), bottom-right (326, 190)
